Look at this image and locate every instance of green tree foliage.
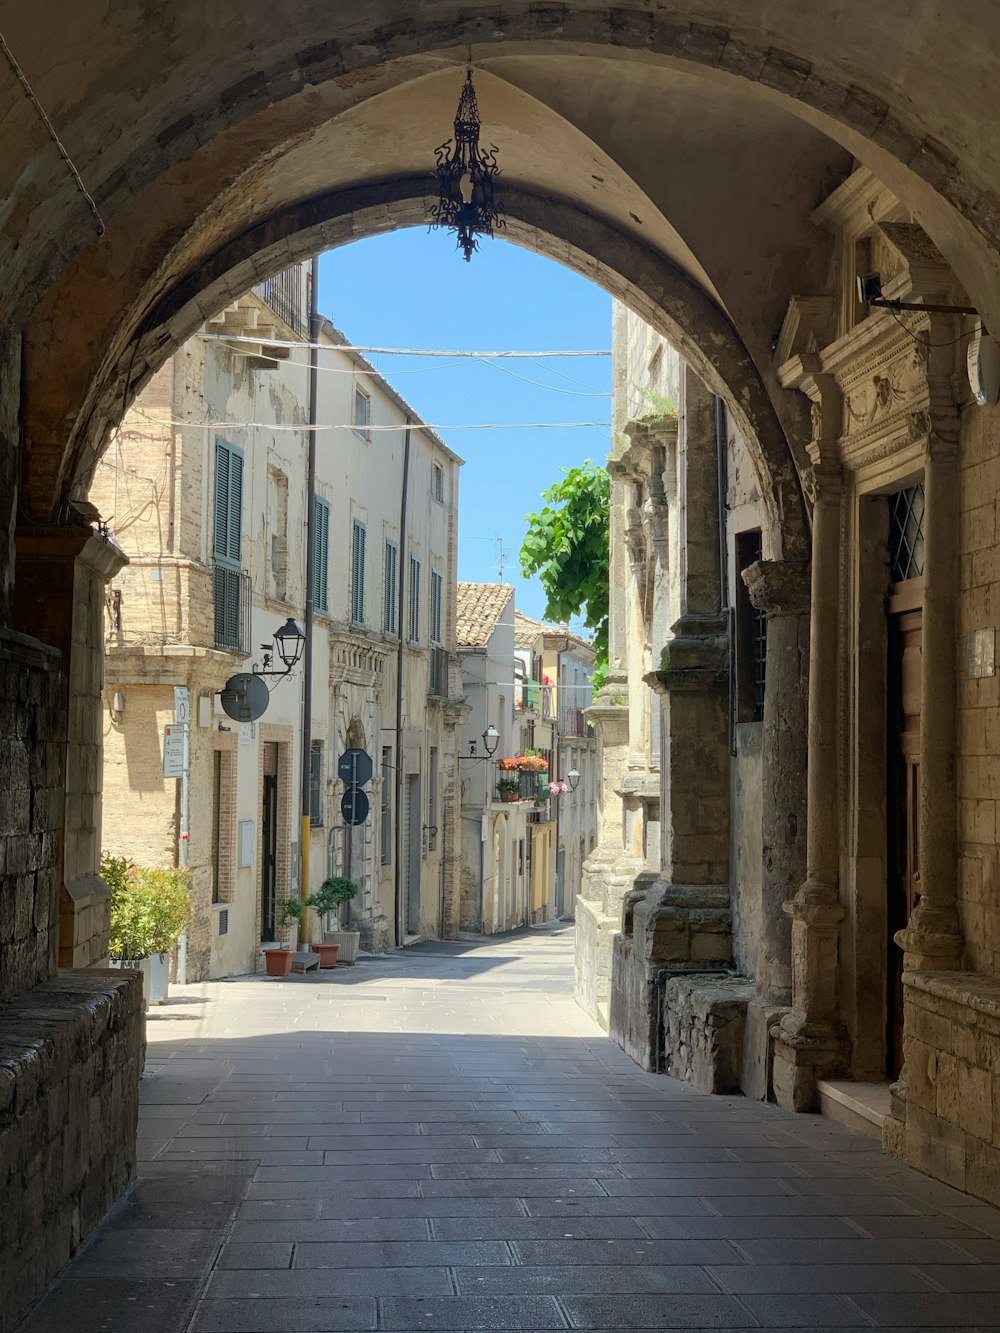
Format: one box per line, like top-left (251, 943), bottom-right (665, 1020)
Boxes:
top-left (104, 854), bottom-right (191, 960)
top-left (520, 460), bottom-right (610, 687)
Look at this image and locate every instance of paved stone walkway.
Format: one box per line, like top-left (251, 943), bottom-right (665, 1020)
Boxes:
top-left (18, 926), bottom-right (1000, 1331)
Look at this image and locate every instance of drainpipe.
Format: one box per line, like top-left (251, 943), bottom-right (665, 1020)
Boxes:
top-left (393, 419), bottom-right (412, 946)
top-left (299, 256), bottom-right (320, 925)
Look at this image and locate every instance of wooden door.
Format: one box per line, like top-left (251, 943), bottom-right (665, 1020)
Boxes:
top-left (261, 773), bottom-right (278, 942)
top-left (886, 601), bottom-right (922, 1078)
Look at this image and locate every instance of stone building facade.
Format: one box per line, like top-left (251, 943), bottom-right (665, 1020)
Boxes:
top-left (457, 588), bottom-right (600, 934)
top-left (88, 267), bottom-right (464, 977)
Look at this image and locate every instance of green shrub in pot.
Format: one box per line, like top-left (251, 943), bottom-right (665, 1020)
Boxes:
top-left (104, 855), bottom-right (191, 962)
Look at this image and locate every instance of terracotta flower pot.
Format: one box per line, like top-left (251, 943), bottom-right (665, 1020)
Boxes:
top-left (263, 947), bottom-right (294, 977)
top-left (310, 942), bottom-right (340, 969)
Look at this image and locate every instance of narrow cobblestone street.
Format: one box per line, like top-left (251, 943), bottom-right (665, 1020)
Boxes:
top-left (20, 926), bottom-right (1000, 1332)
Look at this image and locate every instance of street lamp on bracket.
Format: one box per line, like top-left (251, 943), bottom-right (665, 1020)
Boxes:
top-left (461, 724), bottom-right (500, 764)
top-left (253, 617), bottom-right (306, 678)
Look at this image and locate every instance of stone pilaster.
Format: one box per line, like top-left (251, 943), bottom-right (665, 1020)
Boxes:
top-left (894, 432), bottom-right (962, 972)
top-left (772, 466), bottom-right (850, 1111)
top-left (13, 525), bottom-right (128, 968)
top-left (740, 557), bottom-right (810, 1099)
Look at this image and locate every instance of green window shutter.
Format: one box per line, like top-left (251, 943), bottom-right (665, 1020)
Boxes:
top-left (384, 540), bottom-right (398, 634)
top-left (430, 569), bottom-right (443, 644)
top-left (313, 497), bottom-right (330, 613)
top-left (409, 555), bottom-right (420, 642)
top-left (213, 438), bottom-right (243, 565)
top-left (351, 519), bottom-right (366, 624)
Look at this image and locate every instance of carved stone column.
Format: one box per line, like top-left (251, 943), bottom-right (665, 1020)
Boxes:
top-left (894, 431), bottom-right (962, 972)
top-left (740, 558), bottom-right (811, 1099)
top-left (771, 467), bottom-right (849, 1111)
top-left (609, 368), bottom-right (731, 1069)
top-left (13, 524), bottom-right (128, 967)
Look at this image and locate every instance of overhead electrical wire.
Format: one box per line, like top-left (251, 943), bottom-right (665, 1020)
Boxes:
top-left (197, 333), bottom-right (610, 357)
top-left (126, 406), bottom-right (611, 433)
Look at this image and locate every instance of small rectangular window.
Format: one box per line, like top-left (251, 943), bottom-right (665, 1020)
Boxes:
top-left (430, 569), bottom-right (443, 644)
top-left (384, 539), bottom-right (398, 635)
top-left (381, 746), bottom-right (392, 865)
top-left (353, 387), bottom-right (371, 443)
top-left (736, 530), bottom-right (765, 723)
top-left (309, 741), bottom-right (324, 827)
top-left (351, 519), bottom-right (366, 625)
top-left (432, 463), bottom-right (444, 502)
top-left (313, 496), bottom-right (330, 614)
top-left (408, 555), bottom-right (421, 643)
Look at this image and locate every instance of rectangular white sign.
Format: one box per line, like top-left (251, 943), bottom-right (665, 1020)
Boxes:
top-left (162, 724), bottom-right (185, 778)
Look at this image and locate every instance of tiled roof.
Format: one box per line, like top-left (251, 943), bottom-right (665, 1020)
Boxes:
top-left (513, 610), bottom-right (546, 649)
top-left (456, 583), bottom-right (514, 648)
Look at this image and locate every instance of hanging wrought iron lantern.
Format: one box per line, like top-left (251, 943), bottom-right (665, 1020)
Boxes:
top-left (430, 69), bottom-right (504, 261)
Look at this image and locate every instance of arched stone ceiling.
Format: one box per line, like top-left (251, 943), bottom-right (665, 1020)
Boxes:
top-left (8, 1), bottom-right (1000, 556)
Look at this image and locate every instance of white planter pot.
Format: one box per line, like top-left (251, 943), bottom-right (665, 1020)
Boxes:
top-left (148, 951), bottom-right (170, 1004)
top-left (108, 957), bottom-right (152, 1007)
top-left (323, 930), bottom-right (361, 963)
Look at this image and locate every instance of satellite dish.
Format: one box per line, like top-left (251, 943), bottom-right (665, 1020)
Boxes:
top-left (220, 673), bottom-right (269, 723)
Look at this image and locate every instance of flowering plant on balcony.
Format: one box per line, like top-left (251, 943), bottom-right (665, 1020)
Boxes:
top-left (548, 780), bottom-right (567, 796)
top-left (496, 756), bottom-right (521, 771)
top-left (518, 754), bottom-right (549, 773)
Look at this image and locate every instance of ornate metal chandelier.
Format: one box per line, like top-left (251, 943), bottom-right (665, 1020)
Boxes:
top-left (430, 69), bottom-right (504, 262)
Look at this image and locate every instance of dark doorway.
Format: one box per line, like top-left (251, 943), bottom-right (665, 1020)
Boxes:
top-left (886, 597), bottom-right (922, 1078)
top-left (261, 743), bottom-right (279, 943)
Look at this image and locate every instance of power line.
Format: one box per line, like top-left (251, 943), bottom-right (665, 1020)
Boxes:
top-left (197, 333), bottom-right (610, 357)
top-left (127, 407), bottom-right (610, 433)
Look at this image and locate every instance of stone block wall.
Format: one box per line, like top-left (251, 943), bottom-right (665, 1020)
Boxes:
top-left (887, 971), bottom-right (1000, 1203)
top-left (0, 627), bottom-right (64, 998)
top-left (0, 970), bottom-right (144, 1333)
top-left (662, 975), bottom-right (754, 1093)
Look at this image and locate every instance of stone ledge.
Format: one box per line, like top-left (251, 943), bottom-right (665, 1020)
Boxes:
top-left (0, 970), bottom-right (144, 1332)
top-left (662, 975), bottom-right (754, 1093)
top-left (905, 968), bottom-right (1000, 1023)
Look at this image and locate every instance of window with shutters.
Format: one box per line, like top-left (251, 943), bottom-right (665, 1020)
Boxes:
top-left (212, 437), bottom-right (247, 651)
top-left (381, 746), bottom-right (392, 865)
top-left (408, 555), bottom-right (421, 642)
top-left (351, 519), bottom-right (366, 625)
top-left (353, 387), bottom-right (371, 443)
top-left (313, 496), bottom-right (330, 614)
top-left (432, 463), bottom-right (444, 502)
top-left (430, 569), bottom-right (443, 644)
top-left (383, 539), bottom-right (398, 635)
top-left (309, 741), bottom-right (324, 827)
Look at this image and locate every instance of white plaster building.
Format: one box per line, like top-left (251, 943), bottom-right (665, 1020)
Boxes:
top-left (90, 265), bottom-right (464, 979)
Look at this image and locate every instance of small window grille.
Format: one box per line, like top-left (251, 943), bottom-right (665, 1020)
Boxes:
top-left (736, 530), bottom-right (766, 724)
top-left (887, 484), bottom-right (925, 583)
top-left (218, 909), bottom-right (229, 936)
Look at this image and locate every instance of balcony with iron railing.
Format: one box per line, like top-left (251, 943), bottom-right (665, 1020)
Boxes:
top-left (560, 707), bottom-right (596, 738)
top-left (212, 560), bottom-right (253, 654)
top-left (253, 266), bottom-right (307, 337)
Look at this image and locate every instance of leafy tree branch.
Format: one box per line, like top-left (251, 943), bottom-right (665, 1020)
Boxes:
top-left (519, 460), bottom-right (610, 691)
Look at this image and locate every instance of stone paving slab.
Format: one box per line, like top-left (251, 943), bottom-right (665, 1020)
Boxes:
top-left (19, 926), bottom-right (1000, 1331)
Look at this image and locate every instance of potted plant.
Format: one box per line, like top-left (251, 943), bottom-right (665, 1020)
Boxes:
top-left (497, 776), bottom-right (521, 803)
top-left (314, 876), bottom-right (361, 964)
top-left (263, 897), bottom-right (305, 976)
top-left (104, 854), bottom-right (191, 1005)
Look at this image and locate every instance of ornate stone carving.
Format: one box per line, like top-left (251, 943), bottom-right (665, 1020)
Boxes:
top-left (742, 559), bottom-right (810, 617)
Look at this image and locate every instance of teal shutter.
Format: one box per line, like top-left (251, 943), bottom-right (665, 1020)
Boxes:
top-left (384, 540), bottom-right (398, 634)
top-left (213, 439), bottom-right (244, 650)
top-left (351, 519), bottom-right (366, 624)
top-left (313, 497), bottom-right (330, 613)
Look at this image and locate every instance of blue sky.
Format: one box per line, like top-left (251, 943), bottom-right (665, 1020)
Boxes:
top-left (318, 229), bottom-right (611, 625)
